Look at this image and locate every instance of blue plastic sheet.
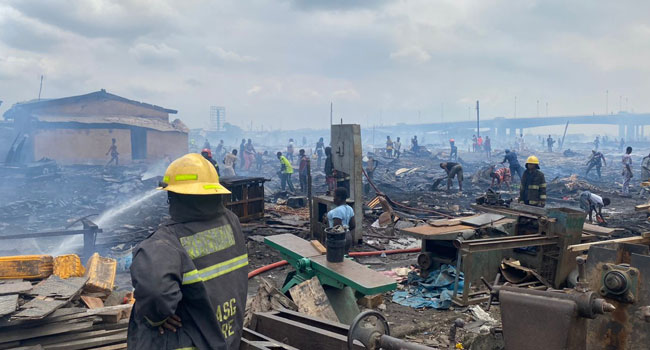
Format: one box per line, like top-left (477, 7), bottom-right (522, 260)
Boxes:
top-left (391, 264), bottom-right (463, 310)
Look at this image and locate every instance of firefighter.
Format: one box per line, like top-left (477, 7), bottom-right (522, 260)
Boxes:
top-left (519, 155), bottom-right (546, 207)
top-left (128, 153), bottom-right (248, 350)
top-left (201, 148), bottom-right (220, 176)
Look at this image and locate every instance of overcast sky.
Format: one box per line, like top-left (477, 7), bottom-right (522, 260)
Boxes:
top-left (1, 0), bottom-right (650, 131)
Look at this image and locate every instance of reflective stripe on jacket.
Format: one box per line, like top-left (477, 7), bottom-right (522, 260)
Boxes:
top-left (519, 168), bottom-right (546, 207)
top-left (128, 209), bottom-right (248, 350)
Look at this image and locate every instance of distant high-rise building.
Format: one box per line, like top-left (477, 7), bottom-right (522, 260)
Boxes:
top-left (209, 106), bottom-right (225, 131)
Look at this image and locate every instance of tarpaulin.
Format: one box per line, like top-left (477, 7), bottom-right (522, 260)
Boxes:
top-left (391, 264), bottom-right (463, 310)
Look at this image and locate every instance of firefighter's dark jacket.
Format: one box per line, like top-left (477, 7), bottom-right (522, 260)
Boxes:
top-left (128, 194), bottom-right (248, 350)
top-left (519, 167), bottom-right (546, 207)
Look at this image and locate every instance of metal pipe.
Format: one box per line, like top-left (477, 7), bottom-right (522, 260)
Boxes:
top-left (379, 336), bottom-right (435, 350)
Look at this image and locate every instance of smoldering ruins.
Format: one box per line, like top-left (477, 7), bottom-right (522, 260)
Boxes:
top-left (0, 85), bottom-right (648, 350)
top-left (1, 2), bottom-right (650, 348)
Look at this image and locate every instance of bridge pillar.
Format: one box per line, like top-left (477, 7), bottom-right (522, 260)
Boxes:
top-left (619, 124), bottom-right (625, 139)
top-left (639, 125), bottom-right (645, 141)
top-left (626, 124), bottom-right (633, 142)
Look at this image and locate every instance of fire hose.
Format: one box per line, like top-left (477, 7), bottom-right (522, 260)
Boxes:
top-left (248, 247), bottom-right (421, 279)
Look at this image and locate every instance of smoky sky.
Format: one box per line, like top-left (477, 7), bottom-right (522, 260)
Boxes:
top-left (1, 0), bottom-right (650, 131)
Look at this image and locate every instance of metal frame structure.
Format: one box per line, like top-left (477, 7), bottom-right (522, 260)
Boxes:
top-left (0, 218), bottom-right (102, 260)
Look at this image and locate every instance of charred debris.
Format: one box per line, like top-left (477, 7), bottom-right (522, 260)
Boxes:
top-left (0, 93), bottom-right (650, 349)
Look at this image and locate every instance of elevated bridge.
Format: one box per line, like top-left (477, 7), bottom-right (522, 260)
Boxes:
top-left (394, 112), bottom-right (650, 140)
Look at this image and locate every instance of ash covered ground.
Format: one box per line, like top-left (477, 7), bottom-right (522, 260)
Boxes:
top-left (2, 140), bottom-right (650, 348)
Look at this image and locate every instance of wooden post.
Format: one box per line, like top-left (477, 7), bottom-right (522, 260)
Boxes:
top-left (559, 121), bottom-right (569, 150)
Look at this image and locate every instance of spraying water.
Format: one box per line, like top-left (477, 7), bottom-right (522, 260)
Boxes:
top-left (95, 189), bottom-right (163, 228)
top-left (50, 189), bottom-right (164, 256)
top-left (141, 159), bottom-right (170, 180)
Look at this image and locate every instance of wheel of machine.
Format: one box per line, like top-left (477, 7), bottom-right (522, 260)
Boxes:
top-left (347, 310), bottom-right (390, 350)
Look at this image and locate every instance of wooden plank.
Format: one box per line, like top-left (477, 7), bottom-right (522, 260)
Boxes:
top-left (429, 218), bottom-right (463, 227)
top-left (87, 344), bottom-right (126, 350)
top-left (0, 282), bottom-right (32, 296)
top-left (96, 306), bottom-right (132, 324)
top-left (0, 295), bottom-right (18, 317)
top-left (4, 345), bottom-right (42, 350)
top-left (80, 296), bottom-right (104, 309)
top-left (28, 276), bottom-right (88, 300)
top-left (310, 240), bottom-right (327, 255)
top-left (11, 299), bottom-right (66, 320)
top-left (399, 224), bottom-right (475, 238)
top-left (289, 277), bottom-right (339, 323)
top-left (635, 203), bottom-right (650, 211)
top-left (0, 256), bottom-right (53, 280)
top-left (0, 321), bottom-right (93, 343)
top-left (582, 223), bottom-right (622, 237)
top-left (22, 328), bottom-right (126, 347)
top-left (42, 331), bottom-right (127, 350)
top-left (0, 308), bottom-right (86, 329)
top-left (70, 305), bottom-right (132, 319)
top-left (567, 235), bottom-right (650, 253)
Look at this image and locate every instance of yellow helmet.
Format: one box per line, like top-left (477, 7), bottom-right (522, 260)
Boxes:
top-left (526, 155), bottom-right (540, 165)
top-left (158, 153), bottom-right (231, 195)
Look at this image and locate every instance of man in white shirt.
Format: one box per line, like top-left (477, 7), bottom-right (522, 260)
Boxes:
top-left (579, 190), bottom-right (610, 224)
top-left (622, 146), bottom-right (633, 196)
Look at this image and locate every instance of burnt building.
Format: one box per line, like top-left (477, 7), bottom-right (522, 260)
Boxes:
top-left (3, 89), bottom-right (188, 164)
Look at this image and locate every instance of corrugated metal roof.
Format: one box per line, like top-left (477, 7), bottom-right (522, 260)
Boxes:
top-left (9, 89), bottom-right (177, 114)
top-left (36, 115), bottom-right (188, 133)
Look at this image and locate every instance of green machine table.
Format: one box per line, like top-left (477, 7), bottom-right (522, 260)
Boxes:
top-left (265, 234), bottom-right (397, 297)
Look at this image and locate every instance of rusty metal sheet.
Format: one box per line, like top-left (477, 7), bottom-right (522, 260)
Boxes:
top-left (500, 290), bottom-right (578, 350)
top-left (35, 115), bottom-right (183, 132)
top-left (460, 213), bottom-right (505, 227)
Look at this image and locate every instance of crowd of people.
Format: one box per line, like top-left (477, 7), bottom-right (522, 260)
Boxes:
top-left (189, 131), bottom-right (648, 219)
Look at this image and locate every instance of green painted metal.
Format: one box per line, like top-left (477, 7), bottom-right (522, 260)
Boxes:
top-left (324, 287), bottom-right (360, 325)
top-left (265, 236), bottom-right (396, 296)
top-left (310, 259), bottom-right (395, 295)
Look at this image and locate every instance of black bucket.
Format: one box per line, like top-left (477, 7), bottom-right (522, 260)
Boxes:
top-left (326, 231), bottom-right (346, 263)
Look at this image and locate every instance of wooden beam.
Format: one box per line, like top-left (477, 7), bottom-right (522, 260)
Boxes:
top-left (567, 235), bottom-right (650, 252)
top-left (0, 321), bottom-right (93, 344)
